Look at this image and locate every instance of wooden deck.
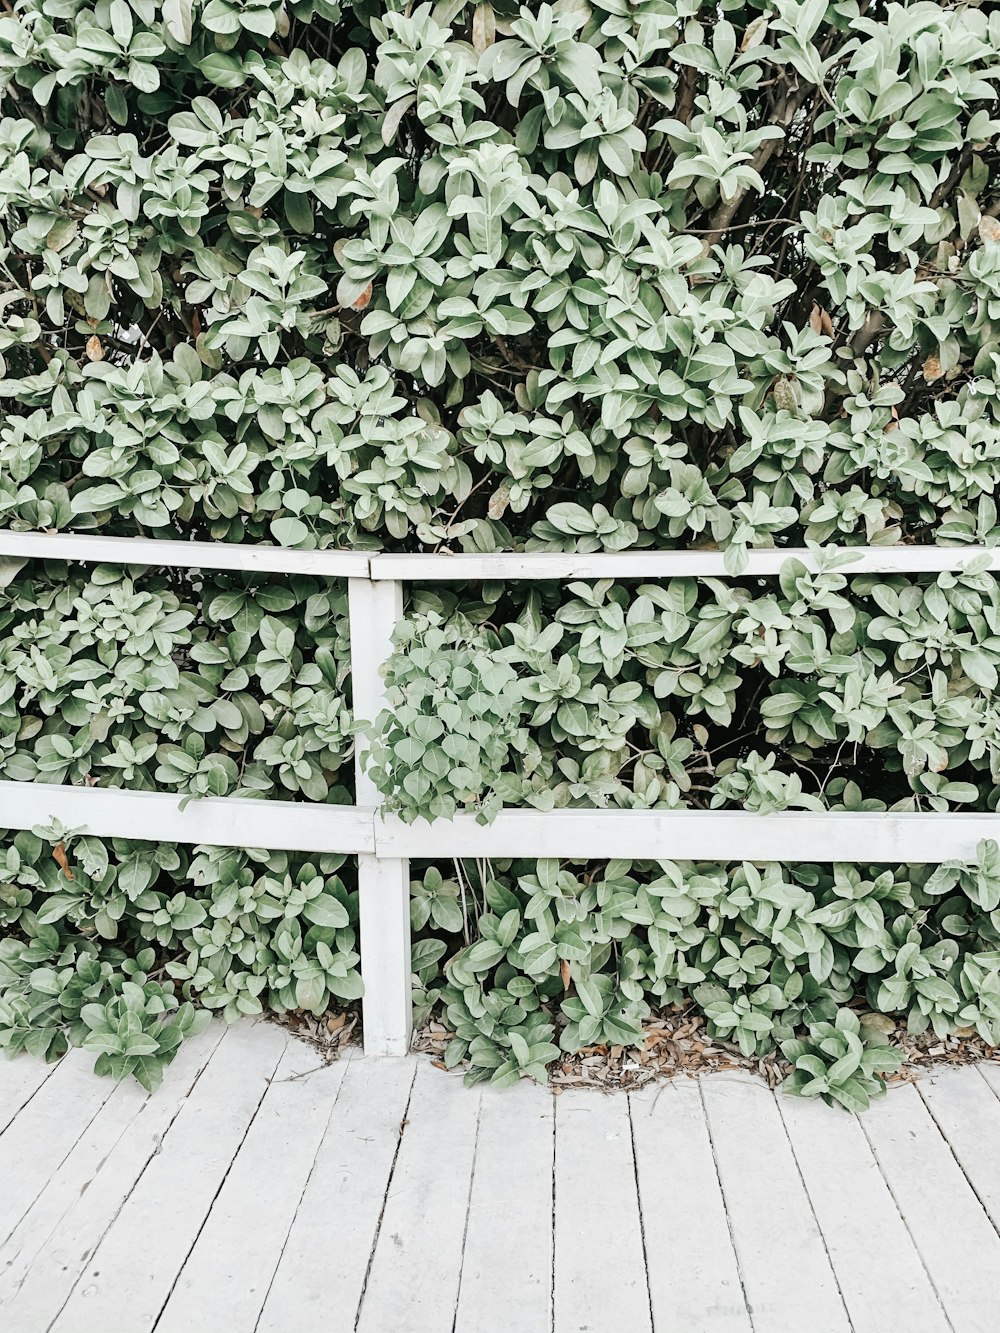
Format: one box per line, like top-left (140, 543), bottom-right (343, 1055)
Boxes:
top-left (2, 1021), bottom-right (1000, 1333)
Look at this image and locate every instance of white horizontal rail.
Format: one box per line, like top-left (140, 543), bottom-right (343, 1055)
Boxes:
top-left (0, 532), bottom-right (997, 580)
top-left (369, 547), bottom-right (1000, 580)
top-left (0, 782), bottom-right (374, 854)
top-left (0, 531), bottom-right (369, 577)
top-left (376, 810), bottom-right (1000, 862)
top-left (0, 785), bottom-right (994, 866)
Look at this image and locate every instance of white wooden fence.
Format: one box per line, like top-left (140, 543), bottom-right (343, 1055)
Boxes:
top-left (1, 531), bottom-right (997, 1055)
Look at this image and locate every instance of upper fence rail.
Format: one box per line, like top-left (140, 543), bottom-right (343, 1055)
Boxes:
top-left (1, 530), bottom-right (1000, 578)
top-left (0, 530), bottom-right (369, 577)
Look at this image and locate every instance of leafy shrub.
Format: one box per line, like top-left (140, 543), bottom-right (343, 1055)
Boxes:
top-left (408, 843), bottom-right (1000, 1100)
top-left (0, 563), bottom-right (353, 802)
top-left (0, 825), bottom-right (361, 1087)
top-left (0, 1), bottom-right (997, 558)
top-left (2, 0), bottom-right (1000, 1095)
top-left (369, 557), bottom-right (1000, 821)
top-left (781, 1008), bottom-right (904, 1111)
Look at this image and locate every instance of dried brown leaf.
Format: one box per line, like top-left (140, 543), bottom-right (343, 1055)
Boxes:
top-left (52, 841), bottom-right (74, 881)
top-left (472, 2), bottom-right (495, 52)
top-left (487, 480), bottom-right (511, 520)
top-left (351, 282), bottom-right (373, 312)
top-left (740, 15), bottom-right (768, 50)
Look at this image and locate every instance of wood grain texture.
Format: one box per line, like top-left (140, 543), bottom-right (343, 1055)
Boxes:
top-left (917, 1065), bottom-right (1000, 1231)
top-left (630, 1080), bottom-right (751, 1333)
top-left (47, 1021), bottom-right (288, 1333)
top-left (155, 1041), bottom-right (348, 1333)
top-left (778, 1088), bottom-right (949, 1333)
top-left (355, 1061), bottom-right (481, 1333)
top-left (861, 1082), bottom-right (1000, 1333)
top-left (700, 1072), bottom-right (851, 1333)
top-left (454, 1079), bottom-right (554, 1333)
top-left (553, 1088), bottom-right (652, 1333)
top-left (257, 1053), bottom-right (417, 1333)
top-left (0, 1026), bottom-right (223, 1328)
top-left (0, 1050), bottom-right (116, 1248)
top-left (0, 1052), bottom-right (60, 1138)
top-left (3, 1036), bottom-right (1000, 1333)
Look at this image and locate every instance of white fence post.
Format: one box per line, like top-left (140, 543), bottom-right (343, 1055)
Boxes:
top-left (348, 575), bottom-right (412, 1056)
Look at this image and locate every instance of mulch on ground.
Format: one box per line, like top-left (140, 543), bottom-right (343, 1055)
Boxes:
top-left (270, 1002), bottom-right (1000, 1092)
top-left (412, 1004), bottom-right (1000, 1093)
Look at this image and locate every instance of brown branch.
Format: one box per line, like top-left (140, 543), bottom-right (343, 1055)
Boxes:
top-left (697, 87), bottom-right (805, 251)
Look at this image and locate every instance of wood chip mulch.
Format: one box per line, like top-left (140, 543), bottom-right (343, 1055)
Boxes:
top-left (269, 1001), bottom-right (1000, 1092)
top-left (268, 1006), bottom-right (360, 1063)
top-left (412, 1005), bottom-right (1000, 1094)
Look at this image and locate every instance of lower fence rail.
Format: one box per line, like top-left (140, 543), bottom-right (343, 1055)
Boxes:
top-left (1, 779), bottom-right (997, 1056)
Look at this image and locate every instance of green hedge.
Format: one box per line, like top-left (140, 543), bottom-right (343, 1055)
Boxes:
top-left (411, 849), bottom-right (1000, 1108)
top-left (2, 0), bottom-right (1000, 1099)
top-left (0, 828), bottom-right (360, 1088)
top-left (0, 564), bottom-right (353, 800)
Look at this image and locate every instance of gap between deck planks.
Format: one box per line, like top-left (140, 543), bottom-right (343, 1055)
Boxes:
top-left (3, 1028), bottom-right (1000, 1333)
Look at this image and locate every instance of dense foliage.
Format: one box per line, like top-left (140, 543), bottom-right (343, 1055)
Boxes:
top-left (0, 563), bottom-right (353, 800)
top-left (409, 843), bottom-right (1000, 1106)
top-left (369, 557), bottom-right (1000, 821)
top-left (5, 823), bottom-right (999, 1106)
top-left (0, 0), bottom-right (997, 555)
top-left (0, 825), bottom-right (360, 1087)
top-left (2, 0), bottom-right (1000, 1095)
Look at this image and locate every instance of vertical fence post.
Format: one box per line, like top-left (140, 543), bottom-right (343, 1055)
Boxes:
top-left (348, 574), bottom-right (412, 1056)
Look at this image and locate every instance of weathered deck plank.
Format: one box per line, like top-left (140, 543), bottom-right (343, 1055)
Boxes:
top-left (0, 1051), bottom-right (117, 1249)
top-left (256, 1053), bottom-right (416, 1333)
top-left (155, 1040), bottom-right (348, 1333)
top-left (861, 1081), bottom-right (1000, 1333)
top-left (454, 1079), bottom-right (554, 1333)
top-left (0, 1026), bottom-right (223, 1330)
top-left (630, 1079), bottom-right (751, 1333)
top-left (917, 1065), bottom-right (1000, 1232)
top-left (2, 1038), bottom-right (1000, 1333)
top-left (354, 1061), bottom-right (481, 1333)
top-left (700, 1072), bottom-right (852, 1333)
top-left (0, 1052), bottom-right (61, 1138)
top-left (47, 1021), bottom-right (288, 1333)
top-left (553, 1087), bottom-right (652, 1333)
top-left (777, 1087), bottom-right (950, 1333)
